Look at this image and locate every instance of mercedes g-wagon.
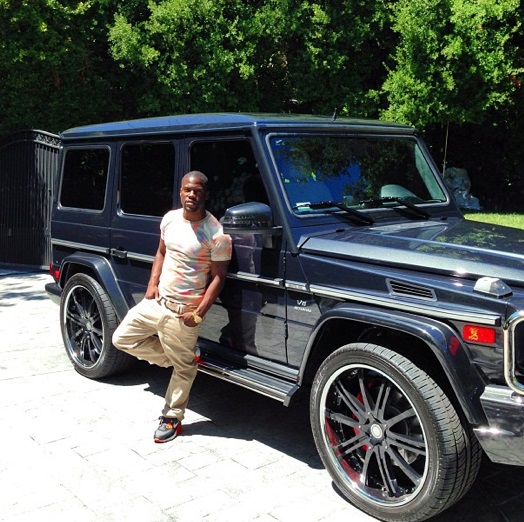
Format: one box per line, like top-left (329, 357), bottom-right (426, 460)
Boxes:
top-left (46, 113), bottom-right (524, 521)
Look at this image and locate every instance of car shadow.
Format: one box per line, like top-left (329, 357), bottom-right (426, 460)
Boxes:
top-left (104, 360), bottom-right (322, 469)
top-left (105, 360), bottom-right (524, 521)
top-left (430, 457), bottom-right (524, 521)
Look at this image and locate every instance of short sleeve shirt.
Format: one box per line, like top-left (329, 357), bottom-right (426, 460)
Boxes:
top-left (158, 209), bottom-right (232, 306)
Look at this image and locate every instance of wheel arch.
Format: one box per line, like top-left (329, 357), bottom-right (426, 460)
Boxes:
top-left (59, 253), bottom-right (130, 321)
top-left (300, 303), bottom-right (487, 426)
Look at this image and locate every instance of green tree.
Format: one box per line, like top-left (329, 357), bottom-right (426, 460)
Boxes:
top-left (109, 0), bottom-right (261, 114)
top-left (0, 0), bottom-right (129, 134)
top-left (2, 0), bottom-right (522, 212)
top-left (276, 0), bottom-right (395, 117)
top-left (107, 0), bottom-right (394, 117)
top-left (382, 0), bottom-right (522, 127)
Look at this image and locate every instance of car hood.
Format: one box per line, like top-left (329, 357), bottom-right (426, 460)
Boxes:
top-left (299, 217), bottom-right (524, 285)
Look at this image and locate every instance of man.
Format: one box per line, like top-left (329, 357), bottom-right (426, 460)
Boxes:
top-left (112, 171), bottom-right (232, 443)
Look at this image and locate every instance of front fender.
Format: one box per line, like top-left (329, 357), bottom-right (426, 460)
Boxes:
top-left (59, 253), bottom-right (130, 320)
top-left (302, 303), bottom-right (487, 426)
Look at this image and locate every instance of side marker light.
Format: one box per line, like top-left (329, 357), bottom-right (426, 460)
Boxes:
top-left (463, 325), bottom-right (496, 344)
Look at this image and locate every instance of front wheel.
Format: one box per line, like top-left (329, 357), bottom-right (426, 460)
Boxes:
top-left (310, 342), bottom-right (481, 522)
top-left (60, 273), bottom-right (133, 379)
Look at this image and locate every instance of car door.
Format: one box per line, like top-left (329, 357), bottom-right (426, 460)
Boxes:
top-left (187, 138), bottom-right (289, 364)
top-left (109, 140), bottom-right (178, 305)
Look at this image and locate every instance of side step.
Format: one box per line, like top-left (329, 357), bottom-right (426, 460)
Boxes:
top-left (197, 356), bottom-right (300, 406)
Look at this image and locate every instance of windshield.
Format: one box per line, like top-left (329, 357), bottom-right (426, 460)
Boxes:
top-left (268, 134), bottom-right (447, 215)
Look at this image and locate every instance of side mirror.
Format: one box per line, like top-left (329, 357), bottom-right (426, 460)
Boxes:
top-left (222, 202), bottom-right (281, 236)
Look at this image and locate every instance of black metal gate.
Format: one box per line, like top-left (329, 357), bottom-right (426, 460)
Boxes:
top-left (0, 130), bottom-right (61, 268)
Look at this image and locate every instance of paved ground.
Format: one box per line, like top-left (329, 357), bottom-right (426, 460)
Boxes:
top-left (1, 268), bottom-right (524, 522)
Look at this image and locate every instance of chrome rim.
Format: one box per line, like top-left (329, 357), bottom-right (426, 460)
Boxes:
top-left (63, 284), bottom-right (103, 368)
top-left (319, 364), bottom-right (428, 507)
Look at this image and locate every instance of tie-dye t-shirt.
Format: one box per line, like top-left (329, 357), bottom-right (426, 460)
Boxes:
top-left (158, 209), bottom-right (232, 306)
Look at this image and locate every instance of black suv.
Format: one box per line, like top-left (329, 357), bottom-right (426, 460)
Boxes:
top-left (46, 113), bottom-right (524, 521)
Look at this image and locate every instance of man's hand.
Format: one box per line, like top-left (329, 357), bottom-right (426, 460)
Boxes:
top-left (178, 311), bottom-right (199, 327)
top-left (145, 283), bottom-right (159, 300)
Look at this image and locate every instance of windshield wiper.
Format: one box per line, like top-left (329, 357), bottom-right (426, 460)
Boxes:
top-left (360, 196), bottom-right (429, 219)
top-left (295, 201), bottom-right (374, 225)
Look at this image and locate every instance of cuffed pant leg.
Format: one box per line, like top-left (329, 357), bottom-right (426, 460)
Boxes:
top-left (159, 316), bottom-right (201, 420)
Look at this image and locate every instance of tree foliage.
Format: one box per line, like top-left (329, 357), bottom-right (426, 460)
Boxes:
top-left (0, 0), bottom-right (131, 133)
top-left (106, 0), bottom-right (394, 117)
top-left (1, 0), bottom-right (523, 209)
top-left (3, 0), bottom-right (520, 131)
top-left (382, 0), bottom-right (522, 126)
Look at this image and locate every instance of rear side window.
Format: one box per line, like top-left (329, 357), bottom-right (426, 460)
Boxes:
top-left (60, 148), bottom-right (110, 210)
top-left (120, 142), bottom-right (175, 217)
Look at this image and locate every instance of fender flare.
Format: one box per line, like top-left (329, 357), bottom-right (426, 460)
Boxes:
top-left (59, 253), bottom-right (130, 321)
top-left (302, 302), bottom-right (487, 425)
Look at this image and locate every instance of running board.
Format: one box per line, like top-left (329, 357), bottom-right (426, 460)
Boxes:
top-left (197, 356), bottom-right (300, 406)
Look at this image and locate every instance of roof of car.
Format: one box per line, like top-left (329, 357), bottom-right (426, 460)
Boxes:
top-left (60, 113), bottom-right (414, 140)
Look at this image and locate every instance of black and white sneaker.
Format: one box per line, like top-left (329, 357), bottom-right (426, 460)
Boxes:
top-left (154, 416), bottom-right (182, 443)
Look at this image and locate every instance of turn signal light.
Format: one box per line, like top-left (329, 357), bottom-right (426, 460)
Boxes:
top-left (463, 325), bottom-right (496, 344)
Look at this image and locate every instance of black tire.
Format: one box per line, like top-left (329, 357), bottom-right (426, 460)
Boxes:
top-left (60, 273), bottom-right (133, 379)
top-left (310, 342), bottom-right (482, 522)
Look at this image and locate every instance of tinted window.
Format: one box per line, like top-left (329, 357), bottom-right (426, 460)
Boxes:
top-left (269, 135), bottom-right (447, 213)
top-left (60, 148), bottom-right (109, 210)
top-left (190, 140), bottom-right (267, 219)
top-left (120, 142), bottom-right (175, 217)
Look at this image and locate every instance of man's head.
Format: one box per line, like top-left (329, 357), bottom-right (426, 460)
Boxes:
top-left (180, 171), bottom-right (208, 220)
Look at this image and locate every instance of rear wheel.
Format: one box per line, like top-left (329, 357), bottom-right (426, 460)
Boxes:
top-left (60, 273), bottom-right (133, 378)
top-left (310, 342), bottom-right (481, 522)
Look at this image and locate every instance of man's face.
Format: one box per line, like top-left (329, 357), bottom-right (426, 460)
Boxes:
top-left (180, 176), bottom-right (207, 214)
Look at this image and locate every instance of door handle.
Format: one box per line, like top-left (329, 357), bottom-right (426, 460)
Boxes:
top-left (110, 248), bottom-right (128, 259)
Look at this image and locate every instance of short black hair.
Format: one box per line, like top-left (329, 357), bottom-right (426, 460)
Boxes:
top-left (182, 170), bottom-right (208, 189)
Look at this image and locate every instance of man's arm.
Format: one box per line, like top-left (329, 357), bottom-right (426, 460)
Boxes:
top-left (145, 238), bottom-right (166, 300)
top-left (181, 260), bottom-right (230, 326)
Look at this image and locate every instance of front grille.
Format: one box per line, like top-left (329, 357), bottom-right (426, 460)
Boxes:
top-left (503, 311), bottom-right (524, 395)
top-left (515, 319), bottom-right (524, 376)
top-left (387, 279), bottom-right (436, 301)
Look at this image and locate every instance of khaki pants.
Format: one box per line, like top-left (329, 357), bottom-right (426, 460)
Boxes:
top-left (112, 298), bottom-right (201, 420)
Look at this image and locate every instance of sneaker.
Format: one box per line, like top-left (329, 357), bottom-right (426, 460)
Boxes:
top-left (154, 416), bottom-right (182, 443)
